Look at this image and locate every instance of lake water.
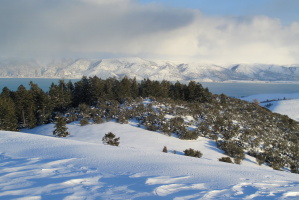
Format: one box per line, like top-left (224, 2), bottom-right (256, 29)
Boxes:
top-left (0, 78), bottom-right (298, 97)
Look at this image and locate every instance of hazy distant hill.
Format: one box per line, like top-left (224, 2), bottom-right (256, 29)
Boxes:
top-left (0, 57), bottom-right (298, 82)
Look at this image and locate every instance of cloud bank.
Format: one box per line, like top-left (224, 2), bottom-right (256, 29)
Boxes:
top-left (0, 0), bottom-right (298, 64)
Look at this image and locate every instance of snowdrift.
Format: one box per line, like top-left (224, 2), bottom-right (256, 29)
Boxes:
top-left (1, 121), bottom-right (298, 199)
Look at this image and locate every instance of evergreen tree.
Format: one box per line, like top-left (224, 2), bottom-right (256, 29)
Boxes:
top-left (53, 114), bottom-right (70, 137)
top-left (29, 81), bottom-right (52, 125)
top-left (117, 76), bottom-right (131, 102)
top-left (49, 80), bottom-right (73, 112)
top-left (14, 85), bottom-right (36, 128)
top-left (0, 96), bottom-right (18, 131)
top-left (131, 77), bottom-right (139, 98)
top-left (89, 76), bottom-right (104, 105)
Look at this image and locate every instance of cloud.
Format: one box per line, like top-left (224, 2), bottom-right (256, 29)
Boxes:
top-left (0, 0), bottom-right (298, 65)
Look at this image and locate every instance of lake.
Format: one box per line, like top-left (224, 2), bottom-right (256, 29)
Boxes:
top-left (0, 78), bottom-right (298, 97)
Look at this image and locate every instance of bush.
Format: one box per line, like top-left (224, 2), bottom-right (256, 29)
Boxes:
top-left (234, 157), bottom-right (242, 164)
top-left (93, 116), bottom-right (104, 124)
top-left (184, 148), bottom-right (202, 158)
top-left (219, 156), bottom-right (233, 163)
top-left (102, 132), bottom-right (120, 146)
top-left (218, 141), bottom-right (245, 160)
top-left (162, 146), bottom-right (168, 153)
top-left (256, 153), bottom-right (266, 165)
top-left (80, 118), bottom-right (89, 126)
top-left (145, 123), bottom-right (158, 131)
top-left (118, 116), bottom-right (128, 124)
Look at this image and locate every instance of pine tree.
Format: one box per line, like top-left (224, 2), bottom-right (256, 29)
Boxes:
top-left (29, 81), bottom-right (52, 125)
top-left (0, 96), bottom-right (18, 131)
top-left (89, 76), bottom-right (104, 105)
top-left (53, 114), bottom-right (70, 137)
top-left (49, 80), bottom-right (72, 112)
top-left (14, 84), bottom-right (37, 128)
top-left (131, 77), bottom-right (139, 98)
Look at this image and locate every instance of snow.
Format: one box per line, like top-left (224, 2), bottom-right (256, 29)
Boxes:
top-left (1, 120), bottom-right (298, 199)
top-left (1, 58), bottom-right (298, 82)
top-left (241, 92), bottom-right (299, 121)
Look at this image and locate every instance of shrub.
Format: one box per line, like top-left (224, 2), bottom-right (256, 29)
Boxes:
top-left (219, 157), bottom-right (233, 163)
top-left (93, 116), bottom-right (104, 124)
top-left (256, 153), bottom-right (266, 165)
top-left (234, 157), bottom-right (242, 164)
top-left (179, 129), bottom-right (198, 140)
top-left (184, 148), bottom-right (202, 158)
top-left (162, 146), bottom-right (168, 153)
top-left (102, 132), bottom-right (120, 146)
top-left (118, 115), bottom-right (128, 124)
top-left (218, 141), bottom-right (245, 160)
top-left (145, 123), bottom-right (158, 131)
top-left (290, 163), bottom-right (299, 174)
top-left (80, 118), bottom-right (89, 126)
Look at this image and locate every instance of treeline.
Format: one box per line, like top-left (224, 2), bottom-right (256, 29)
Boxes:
top-left (0, 76), bottom-right (211, 130)
top-left (0, 76), bottom-right (298, 173)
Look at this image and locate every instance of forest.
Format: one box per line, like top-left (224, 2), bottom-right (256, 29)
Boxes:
top-left (0, 76), bottom-right (298, 173)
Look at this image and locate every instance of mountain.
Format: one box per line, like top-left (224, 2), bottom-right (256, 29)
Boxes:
top-left (1, 121), bottom-right (298, 199)
top-left (0, 57), bottom-right (298, 82)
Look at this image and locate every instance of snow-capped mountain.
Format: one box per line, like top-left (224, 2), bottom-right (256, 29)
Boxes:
top-left (0, 57), bottom-right (298, 82)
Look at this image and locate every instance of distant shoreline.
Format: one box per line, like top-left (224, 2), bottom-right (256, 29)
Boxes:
top-left (0, 77), bottom-right (298, 84)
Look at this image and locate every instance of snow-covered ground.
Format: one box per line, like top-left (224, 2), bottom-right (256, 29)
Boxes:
top-left (241, 92), bottom-right (299, 121)
top-left (1, 120), bottom-right (298, 199)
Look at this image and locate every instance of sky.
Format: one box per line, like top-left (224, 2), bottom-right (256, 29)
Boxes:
top-left (0, 0), bottom-right (298, 65)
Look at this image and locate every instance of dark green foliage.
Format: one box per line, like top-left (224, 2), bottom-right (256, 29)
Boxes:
top-left (162, 146), bottom-right (168, 153)
top-left (219, 157), bottom-right (233, 163)
top-left (184, 148), bottom-right (202, 158)
top-left (0, 95), bottom-right (18, 131)
top-left (234, 157), bottom-right (242, 164)
top-left (53, 114), bottom-right (70, 137)
top-left (29, 82), bottom-right (52, 125)
top-left (179, 129), bottom-right (198, 140)
top-left (256, 153), bottom-right (266, 165)
top-left (80, 118), bottom-right (89, 126)
top-left (218, 141), bottom-right (245, 161)
top-left (102, 132), bottom-right (120, 146)
top-left (14, 84), bottom-right (37, 128)
top-left (93, 116), bottom-right (104, 124)
top-left (49, 80), bottom-right (73, 112)
top-left (290, 163), bottom-right (299, 174)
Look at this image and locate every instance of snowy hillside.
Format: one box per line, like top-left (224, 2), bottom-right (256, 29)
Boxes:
top-left (241, 92), bottom-right (299, 121)
top-left (1, 121), bottom-right (299, 199)
top-left (0, 58), bottom-right (298, 82)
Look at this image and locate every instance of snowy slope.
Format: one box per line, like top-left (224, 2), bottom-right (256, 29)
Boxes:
top-left (1, 121), bottom-right (298, 199)
top-left (241, 92), bottom-right (299, 121)
top-left (0, 58), bottom-right (298, 82)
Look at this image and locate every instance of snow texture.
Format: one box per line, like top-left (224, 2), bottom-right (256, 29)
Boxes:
top-left (1, 119), bottom-right (298, 199)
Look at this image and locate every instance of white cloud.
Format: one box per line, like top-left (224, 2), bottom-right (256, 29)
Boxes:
top-left (0, 0), bottom-right (298, 65)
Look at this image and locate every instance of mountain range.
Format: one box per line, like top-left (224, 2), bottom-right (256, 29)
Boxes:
top-left (0, 57), bottom-right (298, 82)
